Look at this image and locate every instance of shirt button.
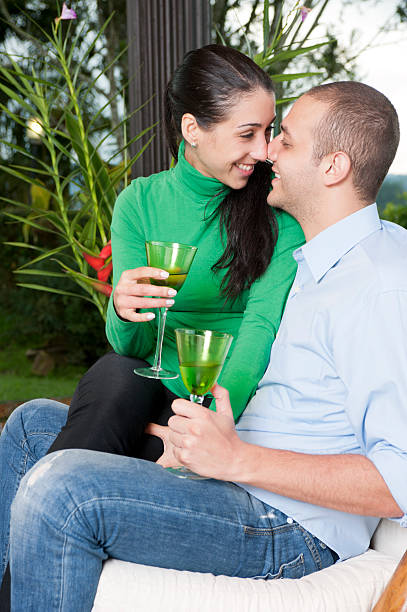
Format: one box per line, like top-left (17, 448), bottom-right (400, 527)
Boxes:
top-left (287, 517), bottom-right (294, 524)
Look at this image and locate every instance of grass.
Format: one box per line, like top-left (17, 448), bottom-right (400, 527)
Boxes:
top-left (0, 344), bottom-right (84, 403)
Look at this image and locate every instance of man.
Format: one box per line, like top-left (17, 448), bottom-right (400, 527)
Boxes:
top-left (9, 82), bottom-right (406, 610)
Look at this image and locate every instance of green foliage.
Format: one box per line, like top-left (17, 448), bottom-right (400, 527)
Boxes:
top-left (0, 7), bottom-right (154, 321)
top-left (378, 175), bottom-right (407, 229)
top-left (0, 224), bottom-right (109, 366)
top-left (382, 199), bottom-right (407, 229)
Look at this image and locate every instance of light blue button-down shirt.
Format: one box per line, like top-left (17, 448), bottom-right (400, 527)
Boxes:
top-left (236, 203), bottom-right (407, 560)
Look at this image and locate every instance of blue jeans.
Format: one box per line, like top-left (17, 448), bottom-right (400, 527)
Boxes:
top-left (3, 400), bottom-right (337, 611)
top-left (0, 399), bottom-right (68, 581)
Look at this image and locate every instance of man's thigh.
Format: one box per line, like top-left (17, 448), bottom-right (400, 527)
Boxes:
top-left (16, 449), bottom-right (334, 579)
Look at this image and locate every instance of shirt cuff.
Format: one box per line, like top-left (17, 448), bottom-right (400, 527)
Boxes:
top-left (368, 445), bottom-right (407, 523)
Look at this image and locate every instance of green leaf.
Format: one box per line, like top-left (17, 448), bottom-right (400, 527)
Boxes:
top-left (263, 0), bottom-right (270, 57)
top-left (16, 283), bottom-right (94, 303)
top-left (270, 71), bottom-right (324, 82)
top-left (17, 244), bottom-right (70, 270)
top-left (0, 165), bottom-right (55, 197)
top-left (275, 96), bottom-right (298, 106)
top-left (14, 269), bottom-right (67, 278)
top-left (3, 242), bottom-right (42, 252)
top-left (0, 81), bottom-right (37, 116)
top-left (3, 211), bottom-right (58, 234)
top-left (79, 215), bottom-right (97, 250)
top-left (261, 41), bottom-right (331, 66)
top-left (65, 112), bottom-right (117, 214)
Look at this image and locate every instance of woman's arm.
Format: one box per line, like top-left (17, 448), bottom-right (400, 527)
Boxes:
top-left (215, 211), bottom-right (305, 420)
top-left (105, 184), bottom-right (157, 358)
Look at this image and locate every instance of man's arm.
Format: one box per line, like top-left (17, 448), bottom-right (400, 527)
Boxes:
top-left (233, 441), bottom-right (402, 518)
top-left (152, 384), bottom-right (402, 519)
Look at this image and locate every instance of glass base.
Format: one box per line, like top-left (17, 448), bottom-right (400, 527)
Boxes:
top-left (134, 367), bottom-right (179, 380)
top-left (166, 466), bottom-right (209, 480)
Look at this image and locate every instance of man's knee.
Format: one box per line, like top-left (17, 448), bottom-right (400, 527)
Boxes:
top-left (11, 450), bottom-right (92, 530)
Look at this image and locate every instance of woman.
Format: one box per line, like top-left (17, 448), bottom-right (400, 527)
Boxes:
top-left (0, 44), bottom-right (304, 603)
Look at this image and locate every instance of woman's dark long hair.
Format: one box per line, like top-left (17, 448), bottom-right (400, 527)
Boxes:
top-left (164, 44), bottom-right (278, 301)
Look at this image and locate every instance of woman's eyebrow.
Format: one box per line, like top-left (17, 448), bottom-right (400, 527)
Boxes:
top-left (237, 118), bottom-right (276, 128)
top-left (237, 122), bottom-right (262, 128)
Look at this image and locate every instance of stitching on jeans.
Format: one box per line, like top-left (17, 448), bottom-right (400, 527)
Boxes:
top-left (2, 442), bottom-right (31, 571)
top-left (59, 532), bottom-right (67, 612)
top-left (58, 497), bottom-right (245, 533)
top-left (243, 523), bottom-right (296, 536)
top-left (268, 553), bottom-right (305, 580)
top-left (299, 525), bottom-right (322, 569)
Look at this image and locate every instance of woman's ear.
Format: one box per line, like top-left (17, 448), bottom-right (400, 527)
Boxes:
top-left (181, 113), bottom-right (199, 147)
top-left (323, 151), bottom-right (351, 186)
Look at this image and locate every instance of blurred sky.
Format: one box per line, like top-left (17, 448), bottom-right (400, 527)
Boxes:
top-left (320, 0), bottom-right (407, 175)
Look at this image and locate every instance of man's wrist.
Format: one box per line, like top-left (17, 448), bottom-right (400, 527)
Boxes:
top-left (226, 438), bottom-right (258, 483)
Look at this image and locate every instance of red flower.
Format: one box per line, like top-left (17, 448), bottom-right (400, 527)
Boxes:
top-left (83, 240), bottom-right (113, 295)
top-left (97, 261), bottom-right (113, 282)
top-left (91, 280), bottom-right (112, 297)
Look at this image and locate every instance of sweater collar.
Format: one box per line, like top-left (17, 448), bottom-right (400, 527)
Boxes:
top-left (173, 140), bottom-right (231, 202)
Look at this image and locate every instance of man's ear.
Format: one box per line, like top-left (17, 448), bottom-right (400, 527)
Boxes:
top-left (181, 113), bottom-right (199, 147)
top-left (322, 151), bottom-right (351, 186)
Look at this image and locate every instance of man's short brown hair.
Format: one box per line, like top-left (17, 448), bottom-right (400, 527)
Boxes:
top-left (305, 82), bottom-right (400, 202)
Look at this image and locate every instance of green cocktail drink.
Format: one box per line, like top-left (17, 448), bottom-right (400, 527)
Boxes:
top-left (167, 328), bottom-right (233, 480)
top-left (179, 362), bottom-right (224, 398)
top-left (150, 269), bottom-right (188, 292)
top-left (134, 241), bottom-right (197, 380)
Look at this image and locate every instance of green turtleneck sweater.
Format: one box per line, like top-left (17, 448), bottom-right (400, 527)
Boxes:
top-left (106, 141), bottom-right (305, 420)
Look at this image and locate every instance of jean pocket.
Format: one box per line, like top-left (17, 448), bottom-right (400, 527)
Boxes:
top-left (255, 553), bottom-right (305, 580)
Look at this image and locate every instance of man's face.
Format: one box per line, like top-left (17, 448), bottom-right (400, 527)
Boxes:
top-left (267, 95), bottom-right (327, 218)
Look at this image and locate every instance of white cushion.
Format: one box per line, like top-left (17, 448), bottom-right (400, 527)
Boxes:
top-left (371, 518), bottom-right (407, 558)
top-left (92, 519), bottom-right (407, 611)
top-left (92, 549), bottom-right (398, 612)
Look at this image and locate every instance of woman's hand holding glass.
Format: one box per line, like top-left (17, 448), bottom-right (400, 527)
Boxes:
top-left (113, 266), bottom-right (177, 323)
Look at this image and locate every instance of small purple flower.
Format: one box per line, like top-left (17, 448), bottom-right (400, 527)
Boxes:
top-left (55, 3), bottom-right (77, 24)
top-left (299, 6), bottom-right (311, 22)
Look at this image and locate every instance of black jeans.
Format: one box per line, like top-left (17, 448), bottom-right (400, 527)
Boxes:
top-left (1, 351), bottom-right (199, 609)
top-left (47, 351), bottom-right (181, 461)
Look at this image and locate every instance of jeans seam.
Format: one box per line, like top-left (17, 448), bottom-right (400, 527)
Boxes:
top-left (269, 552), bottom-right (304, 579)
top-left (59, 533), bottom-right (67, 612)
top-left (58, 497), bottom-right (245, 533)
top-left (2, 437), bottom-right (32, 571)
top-left (243, 523), bottom-right (295, 536)
top-left (299, 526), bottom-right (322, 569)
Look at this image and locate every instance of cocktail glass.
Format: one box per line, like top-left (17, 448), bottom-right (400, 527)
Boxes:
top-left (166, 328), bottom-right (233, 479)
top-left (134, 241), bottom-right (197, 380)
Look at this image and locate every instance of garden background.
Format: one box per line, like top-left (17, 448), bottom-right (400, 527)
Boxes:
top-left (1, 0), bottom-right (407, 425)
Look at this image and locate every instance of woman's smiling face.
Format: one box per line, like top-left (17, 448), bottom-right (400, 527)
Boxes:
top-left (184, 88), bottom-right (276, 190)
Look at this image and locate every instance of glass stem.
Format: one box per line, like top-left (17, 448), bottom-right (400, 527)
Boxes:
top-left (190, 394), bottom-right (205, 405)
top-left (152, 307), bottom-right (168, 372)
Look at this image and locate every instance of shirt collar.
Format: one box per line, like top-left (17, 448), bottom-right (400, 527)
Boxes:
top-left (294, 203), bottom-right (382, 283)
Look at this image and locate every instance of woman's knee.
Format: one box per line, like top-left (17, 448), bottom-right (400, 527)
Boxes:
top-left (85, 351), bottom-right (148, 380)
top-left (3, 399), bottom-right (68, 439)
top-left (71, 352), bottom-right (155, 415)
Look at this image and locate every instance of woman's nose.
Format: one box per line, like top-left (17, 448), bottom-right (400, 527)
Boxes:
top-left (250, 137), bottom-right (268, 162)
top-left (267, 136), bottom-right (279, 161)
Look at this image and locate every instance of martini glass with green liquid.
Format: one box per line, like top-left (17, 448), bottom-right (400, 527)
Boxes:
top-left (166, 328), bottom-right (233, 479)
top-left (134, 241), bottom-right (197, 380)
